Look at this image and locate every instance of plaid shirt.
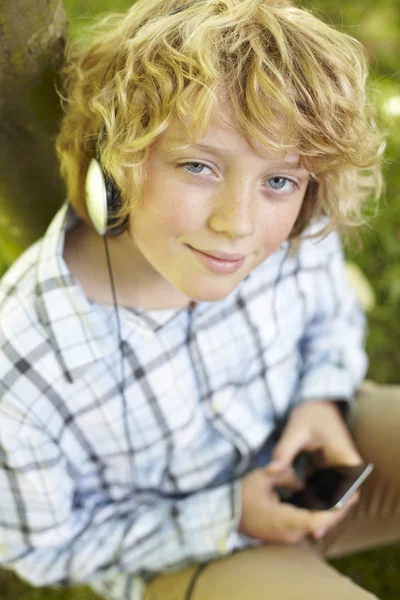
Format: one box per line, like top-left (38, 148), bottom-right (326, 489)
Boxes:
top-left (0, 202), bottom-right (367, 600)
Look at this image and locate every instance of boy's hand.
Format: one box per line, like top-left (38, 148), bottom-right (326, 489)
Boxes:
top-left (238, 400), bottom-right (362, 544)
top-left (269, 400), bottom-right (363, 469)
top-left (238, 466), bottom-right (357, 544)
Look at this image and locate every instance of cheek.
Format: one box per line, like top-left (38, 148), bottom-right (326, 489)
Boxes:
top-left (132, 194), bottom-right (205, 243)
top-left (157, 190), bottom-right (208, 235)
top-left (258, 202), bottom-right (303, 251)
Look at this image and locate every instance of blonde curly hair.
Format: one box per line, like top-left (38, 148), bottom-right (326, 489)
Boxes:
top-left (56, 0), bottom-right (384, 239)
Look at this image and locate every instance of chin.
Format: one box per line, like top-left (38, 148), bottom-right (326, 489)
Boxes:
top-left (184, 283), bottom-right (239, 304)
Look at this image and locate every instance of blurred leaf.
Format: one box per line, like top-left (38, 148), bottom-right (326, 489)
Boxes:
top-left (345, 262), bottom-right (376, 312)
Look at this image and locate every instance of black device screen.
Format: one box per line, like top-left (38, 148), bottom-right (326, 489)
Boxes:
top-left (281, 463), bottom-right (373, 511)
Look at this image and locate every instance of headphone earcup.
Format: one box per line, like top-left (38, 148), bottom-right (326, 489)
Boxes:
top-left (85, 158), bottom-right (127, 236)
top-left (104, 173), bottom-right (128, 237)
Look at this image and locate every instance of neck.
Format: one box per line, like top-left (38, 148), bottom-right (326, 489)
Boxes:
top-left (63, 220), bottom-right (193, 311)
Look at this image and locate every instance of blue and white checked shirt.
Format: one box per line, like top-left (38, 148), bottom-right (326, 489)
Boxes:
top-left (0, 201), bottom-right (367, 600)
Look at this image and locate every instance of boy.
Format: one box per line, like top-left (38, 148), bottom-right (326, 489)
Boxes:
top-left (1, 1), bottom-right (399, 599)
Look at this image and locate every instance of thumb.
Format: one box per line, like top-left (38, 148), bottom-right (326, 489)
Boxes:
top-left (267, 467), bottom-right (303, 491)
top-left (270, 423), bottom-right (307, 471)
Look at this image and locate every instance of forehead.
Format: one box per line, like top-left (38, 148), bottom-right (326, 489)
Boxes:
top-left (155, 108), bottom-right (302, 166)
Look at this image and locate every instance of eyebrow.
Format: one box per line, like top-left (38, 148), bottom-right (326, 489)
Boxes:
top-left (165, 140), bottom-right (309, 172)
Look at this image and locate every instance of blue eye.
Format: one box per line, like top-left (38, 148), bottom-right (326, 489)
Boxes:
top-left (268, 177), bottom-right (295, 192)
top-left (181, 162), bottom-right (211, 175)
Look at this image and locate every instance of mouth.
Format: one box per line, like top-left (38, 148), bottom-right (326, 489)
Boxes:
top-left (192, 248), bottom-right (245, 261)
top-left (187, 245), bottom-right (246, 275)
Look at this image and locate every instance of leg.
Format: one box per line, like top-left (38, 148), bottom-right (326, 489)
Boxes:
top-left (316, 380), bottom-right (400, 558)
top-left (144, 541), bottom-right (378, 600)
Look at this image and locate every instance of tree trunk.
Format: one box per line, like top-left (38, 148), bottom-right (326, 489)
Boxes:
top-left (0, 0), bottom-right (67, 271)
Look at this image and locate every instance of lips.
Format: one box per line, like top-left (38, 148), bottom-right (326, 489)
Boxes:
top-left (190, 247), bottom-right (245, 261)
top-left (187, 245), bottom-right (246, 275)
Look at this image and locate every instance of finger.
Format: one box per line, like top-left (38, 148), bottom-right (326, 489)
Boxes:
top-left (345, 490), bottom-right (360, 507)
top-left (332, 491), bottom-right (360, 521)
top-left (265, 460), bottom-right (289, 474)
top-left (266, 466), bottom-right (303, 490)
top-left (311, 496), bottom-right (359, 539)
top-left (323, 446), bottom-right (364, 466)
top-left (318, 428), bottom-right (363, 466)
top-left (272, 502), bottom-right (320, 533)
top-left (271, 425), bottom-right (309, 471)
top-left (271, 498), bottom-right (353, 540)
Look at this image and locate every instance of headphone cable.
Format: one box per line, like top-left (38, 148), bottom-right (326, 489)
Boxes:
top-left (103, 236), bottom-right (135, 487)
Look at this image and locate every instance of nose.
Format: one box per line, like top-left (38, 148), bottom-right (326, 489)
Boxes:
top-left (208, 178), bottom-right (256, 239)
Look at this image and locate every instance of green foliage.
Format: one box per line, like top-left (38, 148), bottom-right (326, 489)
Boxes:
top-left (0, 571), bottom-right (100, 600)
top-left (64, 0), bottom-right (133, 37)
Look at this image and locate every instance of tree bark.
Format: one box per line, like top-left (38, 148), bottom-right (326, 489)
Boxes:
top-left (0, 0), bottom-right (67, 270)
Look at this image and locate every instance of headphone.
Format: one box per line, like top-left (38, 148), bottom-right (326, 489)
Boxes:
top-left (84, 131), bottom-right (131, 464)
top-left (85, 140), bottom-right (128, 238)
